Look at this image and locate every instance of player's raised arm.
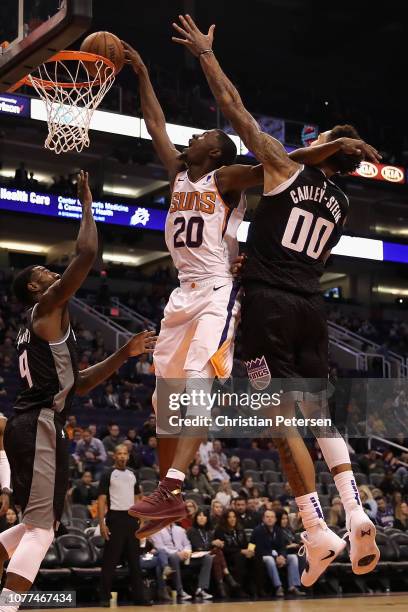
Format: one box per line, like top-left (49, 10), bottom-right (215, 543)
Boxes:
top-left (289, 138), bottom-right (381, 165)
top-left (76, 330), bottom-right (157, 395)
top-left (122, 41), bottom-right (185, 184)
top-left (172, 15), bottom-right (298, 190)
top-left (36, 171), bottom-right (98, 315)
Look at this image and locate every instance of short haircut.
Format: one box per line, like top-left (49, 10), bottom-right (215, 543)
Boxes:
top-left (12, 265), bottom-right (36, 306)
top-left (326, 124), bottom-right (363, 174)
top-left (216, 130), bottom-right (237, 166)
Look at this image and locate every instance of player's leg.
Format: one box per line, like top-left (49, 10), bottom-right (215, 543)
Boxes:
top-left (298, 297), bottom-right (379, 575)
top-left (0, 410), bottom-right (61, 611)
top-left (241, 286), bottom-right (345, 586)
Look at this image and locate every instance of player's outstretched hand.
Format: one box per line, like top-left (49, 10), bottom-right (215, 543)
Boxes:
top-left (77, 170), bottom-right (92, 208)
top-left (338, 138), bottom-right (381, 164)
top-left (126, 330), bottom-right (157, 358)
top-left (121, 41), bottom-right (145, 74)
top-left (231, 254), bottom-right (246, 278)
top-left (172, 14), bottom-right (215, 57)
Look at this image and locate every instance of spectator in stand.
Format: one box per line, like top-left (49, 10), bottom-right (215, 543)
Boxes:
top-left (359, 485), bottom-right (378, 521)
top-left (358, 449), bottom-right (385, 475)
top-left (69, 428), bottom-right (83, 455)
top-left (234, 497), bottom-right (260, 529)
top-left (239, 475), bottom-right (256, 499)
top-left (140, 435), bottom-right (159, 472)
top-left (71, 471), bottom-right (98, 508)
top-left (214, 509), bottom-right (254, 596)
top-left (375, 496), bottom-right (395, 527)
top-left (199, 439), bottom-right (213, 466)
top-left (251, 509), bottom-right (304, 598)
top-left (27, 172), bottom-right (38, 189)
top-left (210, 500), bottom-right (224, 528)
top-left (379, 469), bottom-right (401, 496)
top-left (277, 510), bottom-right (301, 555)
top-left (122, 440), bottom-right (142, 471)
top-left (103, 382), bottom-right (121, 410)
top-left (215, 480), bottom-right (238, 508)
top-left (139, 539), bottom-right (173, 602)
top-left (140, 414), bottom-right (156, 443)
top-left (185, 463), bottom-right (215, 500)
top-left (103, 423), bottom-right (125, 459)
top-left (384, 450), bottom-right (408, 486)
top-left (126, 427), bottom-right (142, 446)
top-left (136, 353), bottom-right (152, 375)
top-left (151, 523), bottom-right (213, 600)
top-left (327, 495), bottom-right (346, 528)
top-left (247, 497), bottom-right (263, 514)
top-left (179, 499), bottom-right (198, 530)
top-left (212, 439), bottom-right (228, 467)
top-left (65, 415), bottom-right (81, 440)
top-left (0, 337), bottom-right (15, 362)
top-left (187, 509), bottom-right (238, 598)
top-left (279, 483), bottom-right (295, 509)
top-left (74, 428), bottom-right (107, 481)
top-left (206, 453), bottom-right (230, 482)
top-left (226, 456), bottom-right (242, 482)
top-left (120, 389), bottom-right (142, 411)
top-left (395, 500), bottom-right (408, 531)
top-left (0, 507), bottom-right (19, 533)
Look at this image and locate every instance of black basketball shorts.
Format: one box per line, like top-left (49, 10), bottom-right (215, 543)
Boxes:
top-left (241, 283), bottom-right (328, 393)
top-left (4, 407), bottom-right (69, 529)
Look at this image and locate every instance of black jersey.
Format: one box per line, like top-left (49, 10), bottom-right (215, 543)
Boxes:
top-left (243, 165), bottom-right (349, 295)
top-left (14, 304), bottom-right (78, 416)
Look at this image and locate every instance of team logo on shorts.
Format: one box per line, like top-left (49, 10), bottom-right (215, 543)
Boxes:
top-left (245, 355), bottom-right (271, 390)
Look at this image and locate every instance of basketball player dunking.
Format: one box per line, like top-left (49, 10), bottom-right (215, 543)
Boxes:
top-left (171, 15), bottom-right (382, 585)
top-left (0, 172), bottom-right (156, 611)
top-left (122, 42), bottom-right (380, 542)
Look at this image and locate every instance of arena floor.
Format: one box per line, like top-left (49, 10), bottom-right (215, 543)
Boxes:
top-left (33, 596), bottom-right (408, 612)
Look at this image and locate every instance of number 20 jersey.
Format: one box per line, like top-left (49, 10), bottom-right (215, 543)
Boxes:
top-left (167, 170), bottom-right (246, 282)
top-left (243, 165), bottom-right (349, 296)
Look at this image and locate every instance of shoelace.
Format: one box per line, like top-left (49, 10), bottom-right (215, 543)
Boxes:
top-left (142, 483), bottom-right (178, 506)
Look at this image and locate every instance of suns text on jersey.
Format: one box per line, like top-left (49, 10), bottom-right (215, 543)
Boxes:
top-left (290, 185), bottom-right (342, 224)
top-left (170, 191), bottom-right (216, 214)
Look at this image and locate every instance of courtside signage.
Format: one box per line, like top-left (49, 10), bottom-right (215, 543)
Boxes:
top-left (352, 161), bottom-right (405, 184)
top-left (0, 93), bottom-right (30, 117)
top-left (0, 185), bottom-right (166, 230)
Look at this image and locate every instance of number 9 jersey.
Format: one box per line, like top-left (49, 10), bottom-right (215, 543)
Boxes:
top-left (167, 170), bottom-right (246, 283)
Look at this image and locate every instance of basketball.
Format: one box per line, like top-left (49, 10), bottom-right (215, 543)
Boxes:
top-left (80, 31), bottom-right (125, 77)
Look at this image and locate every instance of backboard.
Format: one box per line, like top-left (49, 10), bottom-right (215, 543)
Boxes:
top-left (0, 0), bottom-right (92, 92)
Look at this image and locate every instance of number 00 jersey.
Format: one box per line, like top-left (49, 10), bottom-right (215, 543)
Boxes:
top-left (243, 165), bottom-right (349, 295)
top-left (14, 305), bottom-right (79, 415)
top-left (167, 170), bottom-right (246, 282)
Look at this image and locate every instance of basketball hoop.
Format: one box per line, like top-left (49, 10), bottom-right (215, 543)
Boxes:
top-left (22, 50), bottom-right (116, 154)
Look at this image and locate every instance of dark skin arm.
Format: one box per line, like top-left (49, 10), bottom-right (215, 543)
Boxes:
top-left (76, 330), bottom-right (157, 395)
top-left (122, 42), bottom-right (185, 187)
top-left (33, 171), bottom-right (97, 343)
top-left (173, 16), bottom-right (381, 195)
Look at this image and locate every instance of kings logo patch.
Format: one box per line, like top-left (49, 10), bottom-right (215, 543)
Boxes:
top-left (245, 355), bottom-right (271, 390)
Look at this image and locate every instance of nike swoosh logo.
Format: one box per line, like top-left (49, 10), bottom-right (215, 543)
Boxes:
top-left (321, 550), bottom-right (336, 561)
top-left (213, 285), bottom-right (227, 291)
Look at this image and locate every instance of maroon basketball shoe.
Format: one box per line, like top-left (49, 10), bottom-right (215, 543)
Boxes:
top-left (136, 514), bottom-right (185, 539)
top-left (128, 478), bottom-right (186, 520)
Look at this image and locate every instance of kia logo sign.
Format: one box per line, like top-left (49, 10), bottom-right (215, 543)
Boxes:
top-left (356, 162), bottom-right (378, 178)
top-left (381, 166), bottom-right (404, 183)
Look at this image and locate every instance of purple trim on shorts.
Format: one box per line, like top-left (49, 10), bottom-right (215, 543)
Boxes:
top-left (222, 207), bottom-right (233, 238)
top-left (218, 282), bottom-right (240, 349)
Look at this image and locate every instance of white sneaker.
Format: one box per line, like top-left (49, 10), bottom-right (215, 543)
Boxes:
top-left (179, 590), bottom-right (192, 600)
top-left (299, 519), bottom-right (347, 587)
top-left (195, 589), bottom-right (213, 600)
top-left (346, 507), bottom-right (380, 575)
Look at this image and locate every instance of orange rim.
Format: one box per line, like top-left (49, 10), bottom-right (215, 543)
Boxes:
top-left (21, 50), bottom-right (116, 89)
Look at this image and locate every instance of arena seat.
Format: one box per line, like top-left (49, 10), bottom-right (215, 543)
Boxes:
top-left (242, 458), bottom-right (258, 470)
top-left (71, 504), bottom-right (91, 519)
top-left (267, 483), bottom-right (284, 497)
top-left (243, 469), bottom-right (262, 481)
top-left (57, 535), bottom-right (94, 568)
top-left (38, 541), bottom-right (72, 583)
top-left (138, 467), bottom-right (158, 481)
top-left (185, 492), bottom-right (204, 505)
top-left (263, 470), bottom-right (281, 483)
top-left (260, 459), bottom-right (277, 471)
top-left (89, 535), bottom-right (105, 565)
top-left (140, 480), bottom-right (157, 494)
top-left (390, 532), bottom-right (408, 567)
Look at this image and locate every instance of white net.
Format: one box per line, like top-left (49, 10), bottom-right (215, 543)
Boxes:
top-left (27, 53), bottom-right (115, 154)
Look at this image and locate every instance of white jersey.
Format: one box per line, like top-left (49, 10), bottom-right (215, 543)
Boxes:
top-left (166, 169), bottom-right (246, 282)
